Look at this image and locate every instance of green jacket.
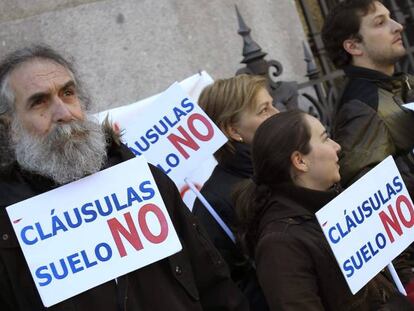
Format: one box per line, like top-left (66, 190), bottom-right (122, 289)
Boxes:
top-left (334, 65), bottom-right (414, 197)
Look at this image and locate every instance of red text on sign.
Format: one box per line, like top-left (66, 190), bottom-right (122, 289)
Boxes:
top-left (107, 203), bottom-right (169, 257)
top-left (379, 194), bottom-right (414, 243)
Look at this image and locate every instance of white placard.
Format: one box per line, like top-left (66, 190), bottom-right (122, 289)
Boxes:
top-left (97, 81), bottom-right (226, 193)
top-left (316, 156), bottom-right (414, 294)
top-left (403, 102), bottom-right (414, 111)
top-left (7, 157), bottom-right (182, 307)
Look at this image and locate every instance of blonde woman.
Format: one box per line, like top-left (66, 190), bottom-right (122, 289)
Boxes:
top-left (193, 74), bottom-right (278, 310)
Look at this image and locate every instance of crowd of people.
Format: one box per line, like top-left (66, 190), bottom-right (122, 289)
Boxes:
top-left (1, 0), bottom-right (414, 310)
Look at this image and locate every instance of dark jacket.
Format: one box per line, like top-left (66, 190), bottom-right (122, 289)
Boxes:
top-left (254, 182), bottom-right (413, 311)
top-left (193, 143), bottom-right (252, 279)
top-left (334, 65), bottom-right (414, 196)
top-left (193, 143), bottom-right (268, 310)
top-left (0, 130), bottom-right (249, 311)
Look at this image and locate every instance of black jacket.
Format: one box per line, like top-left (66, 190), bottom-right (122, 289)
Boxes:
top-left (193, 143), bottom-right (252, 276)
top-left (0, 130), bottom-right (248, 311)
top-left (193, 143), bottom-right (268, 311)
top-left (254, 183), bottom-right (413, 311)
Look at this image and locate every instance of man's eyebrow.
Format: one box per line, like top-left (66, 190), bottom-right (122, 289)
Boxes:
top-left (26, 91), bottom-right (49, 107)
top-left (61, 80), bottom-right (76, 90)
top-left (372, 10), bottom-right (390, 21)
top-left (373, 14), bottom-right (386, 20)
top-left (26, 80), bottom-right (76, 107)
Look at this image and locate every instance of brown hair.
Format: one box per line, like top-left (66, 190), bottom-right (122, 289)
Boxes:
top-left (322, 0), bottom-right (380, 68)
top-left (234, 110), bottom-right (312, 256)
top-left (198, 74), bottom-right (267, 163)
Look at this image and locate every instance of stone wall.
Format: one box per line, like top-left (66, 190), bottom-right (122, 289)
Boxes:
top-left (0, 0), bottom-right (308, 111)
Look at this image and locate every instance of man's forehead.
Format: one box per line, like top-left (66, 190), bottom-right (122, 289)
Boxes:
top-left (9, 59), bottom-right (73, 94)
top-left (363, 1), bottom-right (389, 21)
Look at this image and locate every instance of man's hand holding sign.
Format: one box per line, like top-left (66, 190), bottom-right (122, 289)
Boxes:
top-left (316, 156), bottom-right (414, 295)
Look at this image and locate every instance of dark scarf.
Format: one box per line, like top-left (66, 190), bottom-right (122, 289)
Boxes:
top-left (218, 142), bottom-right (253, 178)
top-left (266, 182), bottom-right (340, 218)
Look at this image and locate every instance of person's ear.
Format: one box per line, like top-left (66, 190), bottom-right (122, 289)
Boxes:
top-left (291, 151), bottom-right (308, 173)
top-left (343, 38), bottom-right (363, 57)
top-left (225, 124), bottom-right (243, 142)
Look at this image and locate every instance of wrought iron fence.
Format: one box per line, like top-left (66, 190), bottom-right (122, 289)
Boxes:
top-left (235, 1), bottom-right (414, 131)
top-left (235, 4), bottom-right (341, 131)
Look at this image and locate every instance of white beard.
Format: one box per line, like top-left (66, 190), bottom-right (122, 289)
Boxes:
top-left (11, 116), bottom-right (107, 185)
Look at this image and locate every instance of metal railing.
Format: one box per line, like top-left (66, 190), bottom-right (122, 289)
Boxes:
top-left (235, 5), bottom-right (342, 131)
top-left (235, 1), bottom-right (414, 131)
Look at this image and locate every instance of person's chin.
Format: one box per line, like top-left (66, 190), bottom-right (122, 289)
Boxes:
top-left (395, 46), bottom-right (407, 57)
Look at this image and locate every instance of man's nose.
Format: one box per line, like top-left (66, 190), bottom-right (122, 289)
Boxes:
top-left (51, 97), bottom-right (73, 123)
top-left (392, 19), bottom-right (403, 32)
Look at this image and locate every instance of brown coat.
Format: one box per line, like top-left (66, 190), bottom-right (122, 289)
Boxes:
top-left (0, 132), bottom-right (249, 311)
top-left (253, 183), bottom-right (411, 311)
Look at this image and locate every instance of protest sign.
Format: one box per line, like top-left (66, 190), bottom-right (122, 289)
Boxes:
top-left (316, 156), bottom-right (414, 294)
top-left (97, 77), bottom-right (226, 204)
top-left (7, 157), bottom-right (182, 307)
top-left (96, 72), bottom-right (219, 209)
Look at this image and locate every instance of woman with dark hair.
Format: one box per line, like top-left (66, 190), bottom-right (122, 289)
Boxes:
top-left (193, 74), bottom-right (278, 310)
top-left (235, 110), bottom-right (413, 310)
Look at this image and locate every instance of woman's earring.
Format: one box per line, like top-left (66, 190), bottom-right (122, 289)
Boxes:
top-left (239, 137), bottom-right (243, 142)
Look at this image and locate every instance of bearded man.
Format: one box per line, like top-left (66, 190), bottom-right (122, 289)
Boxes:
top-left (0, 45), bottom-right (248, 311)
